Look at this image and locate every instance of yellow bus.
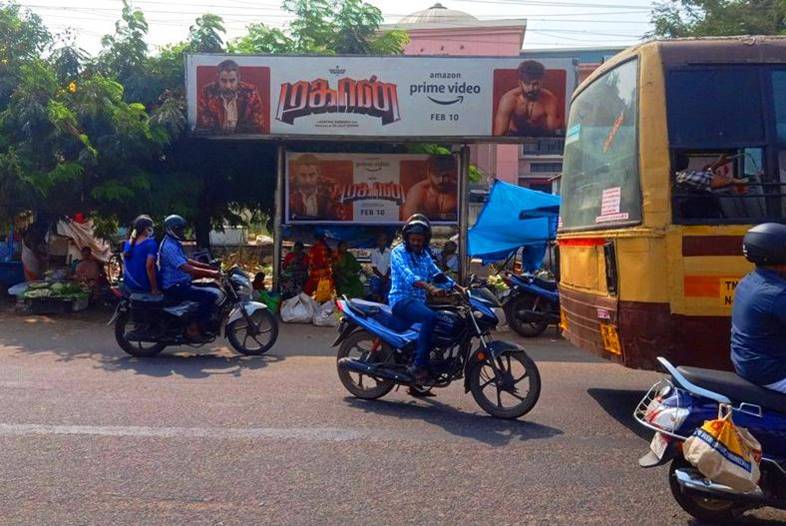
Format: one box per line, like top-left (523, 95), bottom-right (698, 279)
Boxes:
top-left (557, 37), bottom-right (786, 370)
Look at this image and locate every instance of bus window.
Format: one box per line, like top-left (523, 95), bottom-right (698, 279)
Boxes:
top-left (560, 59), bottom-right (640, 231)
top-left (668, 68), bottom-right (765, 148)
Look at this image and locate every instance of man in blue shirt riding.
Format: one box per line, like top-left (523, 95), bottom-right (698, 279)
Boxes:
top-left (389, 214), bottom-right (455, 385)
top-left (731, 223), bottom-right (786, 393)
top-left (159, 215), bottom-right (222, 341)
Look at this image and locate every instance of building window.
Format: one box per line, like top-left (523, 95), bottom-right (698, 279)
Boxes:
top-left (529, 162), bottom-right (563, 173)
top-left (522, 138), bottom-right (565, 156)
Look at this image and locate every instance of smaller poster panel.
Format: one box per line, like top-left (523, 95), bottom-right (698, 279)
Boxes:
top-left (285, 153), bottom-right (459, 225)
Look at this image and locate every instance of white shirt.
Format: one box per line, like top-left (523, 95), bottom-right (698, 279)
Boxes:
top-left (371, 247), bottom-right (391, 275)
top-left (222, 95), bottom-right (238, 132)
top-left (299, 191), bottom-right (318, 217)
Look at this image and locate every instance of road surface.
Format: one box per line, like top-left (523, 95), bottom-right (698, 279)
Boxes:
top-left (0, 307), bottom-right (783, 525)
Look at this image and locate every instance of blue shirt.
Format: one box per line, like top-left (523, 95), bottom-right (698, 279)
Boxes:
top-left (388, 244), bottom-right (452, 307)
top-left (731, 268), bottom-right (786, 386)
top-left (158, 235), bottom-right (191, 290)
top-left (122, 238), bottom-right (158, 292)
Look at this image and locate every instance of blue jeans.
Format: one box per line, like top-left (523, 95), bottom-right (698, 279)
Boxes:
top-left (392, 297), bottom-right (438, 367)
top-left (165, 283), bottom-right (220, 326)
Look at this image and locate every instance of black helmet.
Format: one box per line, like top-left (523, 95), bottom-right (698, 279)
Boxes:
top-left (402, 215), bottom-right (432, 252)
top-left (164, 214), bottom-right (187, 241)
top-left (742, 223), bottom-right (786, 266)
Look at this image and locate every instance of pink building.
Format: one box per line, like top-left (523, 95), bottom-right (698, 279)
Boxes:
top-left (383, 4), bottom-right (527, 185)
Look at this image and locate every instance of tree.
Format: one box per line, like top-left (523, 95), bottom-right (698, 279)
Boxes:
top-left (650, 0), bottom-right (786, 38)
top-left (0, 2), bottom-right (51, 112)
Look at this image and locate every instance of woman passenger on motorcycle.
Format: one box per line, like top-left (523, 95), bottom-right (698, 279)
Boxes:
top-left (389, 215), bottom-right (454, 384)
top-left (122, 215), bottom-right (161, 295)
top-left (731, 223), bottom-right (786, 393)
top-left (158, 215), bottom-right (222, 341)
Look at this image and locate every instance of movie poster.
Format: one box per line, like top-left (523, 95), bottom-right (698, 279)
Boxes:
top-left (186, 55), bottom-right (576, 140)
top-left (285, 153), bottom-right (459, 225)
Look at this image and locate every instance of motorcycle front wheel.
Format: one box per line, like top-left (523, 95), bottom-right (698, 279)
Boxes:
top-left (506, 294), bottom-right (550, 338)
top-left (337, 330), bottom-right (395, 400)
top-left (469, 350), bottom-right (541, 419)
top-left (668, 459), bottom-right (745, 523)
top-left (226, 308), bottom-right (279, 355)
top-left (114, 311), bottom-right (166, 357)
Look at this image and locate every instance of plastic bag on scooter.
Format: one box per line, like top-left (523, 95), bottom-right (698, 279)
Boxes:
top-left (313, 300), bottom-right (338, 327)
top-left (280, 292), bottom-right (316, 323)
top-left (683, 405), bottom-right (762, 493)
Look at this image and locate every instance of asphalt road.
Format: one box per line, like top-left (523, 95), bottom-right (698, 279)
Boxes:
top-left (0, 306), bottom-right (783, 526)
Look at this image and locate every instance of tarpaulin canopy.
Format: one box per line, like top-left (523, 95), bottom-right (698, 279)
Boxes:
top-left (468, 180), bottom-right (560, 268)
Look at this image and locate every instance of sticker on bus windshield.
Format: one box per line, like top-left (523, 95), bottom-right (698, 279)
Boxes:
top-left (565, 124), bottom-right (581, 145)
top-left (596, 187), bottom-right (629, 223)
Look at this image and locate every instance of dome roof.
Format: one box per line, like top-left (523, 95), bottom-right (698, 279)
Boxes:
top-left (398, 3), bottom-right (478, 25)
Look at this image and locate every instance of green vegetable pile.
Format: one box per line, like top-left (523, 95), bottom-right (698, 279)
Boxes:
top-left (23, 281), bottom-right (90, 301)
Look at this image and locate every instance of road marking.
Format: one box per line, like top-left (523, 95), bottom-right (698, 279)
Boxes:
top-left (0, 423), bottom-right (367, 441)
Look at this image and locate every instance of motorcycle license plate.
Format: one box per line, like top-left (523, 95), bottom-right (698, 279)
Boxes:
top-left (649, 432), bottom-right (669, 460)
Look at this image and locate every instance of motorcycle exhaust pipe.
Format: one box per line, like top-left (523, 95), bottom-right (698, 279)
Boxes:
top-left (674, 468), bottom-right (768, 503)
top-left (338, 357), bottom-right (413, 384)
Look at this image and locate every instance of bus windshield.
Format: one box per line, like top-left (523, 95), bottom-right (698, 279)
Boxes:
top-left (560, 59), bottom-right (640, 231)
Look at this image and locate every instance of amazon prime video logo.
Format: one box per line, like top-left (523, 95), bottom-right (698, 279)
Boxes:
top-left (409, 76), bottom-right (480, 105)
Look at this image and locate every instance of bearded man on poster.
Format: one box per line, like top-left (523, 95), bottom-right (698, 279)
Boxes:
top-left (401, 156), bottom-right (458, 222)
top-left (197, 59), bottom-right (266, 134)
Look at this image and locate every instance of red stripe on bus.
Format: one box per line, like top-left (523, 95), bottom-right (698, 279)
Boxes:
top-left (559, 238), bottom-right (607, 247)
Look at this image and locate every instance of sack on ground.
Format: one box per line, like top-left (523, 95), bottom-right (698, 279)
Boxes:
top-left (313, 300), bottom-right (338, 327)
top-left (683, 406), bottom-right (762, 493)
top-left (314, 278), bottom-right (333, 303)
top-left (280, 292), bottom-right (316, 323)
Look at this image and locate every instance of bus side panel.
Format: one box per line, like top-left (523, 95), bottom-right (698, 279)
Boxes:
top-left (560, 285), bottom-right (620, 363)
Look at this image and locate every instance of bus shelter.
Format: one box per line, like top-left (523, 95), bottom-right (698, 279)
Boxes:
top-left (184, 53), bottom-right (576, 287)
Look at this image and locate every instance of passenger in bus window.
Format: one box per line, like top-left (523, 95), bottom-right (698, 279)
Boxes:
top-left (673, 153), bottom-right (747, 219)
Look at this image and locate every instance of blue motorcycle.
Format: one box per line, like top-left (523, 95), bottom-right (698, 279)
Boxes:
top-left (635, 357), bottom-right (786, 522)
top-left (501, 270), bottom-right (560, 338)
top-left (334, 279), bottom-right (541, 419)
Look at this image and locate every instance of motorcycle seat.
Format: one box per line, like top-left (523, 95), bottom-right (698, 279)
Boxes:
top-left (533, 277), bottom-right (558, 292)
top-left (347, 299), bottom-right (416, 333)
top-left (129, 293), bottom-right (164, 303)
top-left (677, 366), bottom-right (786, 415)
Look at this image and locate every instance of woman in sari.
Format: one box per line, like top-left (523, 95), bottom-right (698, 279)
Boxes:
top-left (332, 241), bottom-right (363, 299)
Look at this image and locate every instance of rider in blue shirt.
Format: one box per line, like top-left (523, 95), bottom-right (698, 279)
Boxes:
top-left (731, 223), bottom-right (786, 393)
top-left (389, 214), bottom-right (455, 384)
top-left (158, 215), bottom-right (221, 341)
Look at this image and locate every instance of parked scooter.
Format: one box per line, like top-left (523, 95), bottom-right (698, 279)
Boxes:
top-left (334, 276), bottom-right (541, 419)
top-left (110, 267), bottom-right (279, 357)
top-left (635, 357), bottom-right (786, 522)
top-left (500, 270), bottom-right (560, 337)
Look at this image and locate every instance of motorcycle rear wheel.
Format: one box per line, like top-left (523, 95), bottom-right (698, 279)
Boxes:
top-left (337, 330), bottom-right (395, 400)
top-left (506, 294), bottom-right (550, 338)
top-left (668, 458), bottom-right (746, 523)
top-left (114, 312), bottom-right (166, 358)
top-left (469, 350), bottom-right (540, 419)
top-left (227, 309), bottom-right (279, 355)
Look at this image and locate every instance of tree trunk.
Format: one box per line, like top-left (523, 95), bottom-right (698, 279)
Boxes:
top-left (194, 212), bottom-right (211, 250)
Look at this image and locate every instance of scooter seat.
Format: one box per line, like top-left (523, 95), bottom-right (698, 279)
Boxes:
top-left (129, 293), bottom-right (164, 303)
top-left (678, 366), bottom-right (786, 415)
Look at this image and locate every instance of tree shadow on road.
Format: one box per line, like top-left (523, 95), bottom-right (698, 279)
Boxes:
top-left (587, 388), bottom-right (651, 441)
top-left (97, 352), bottom-right (285, 379)
top-left (344, 396), bottom-right (562, 447)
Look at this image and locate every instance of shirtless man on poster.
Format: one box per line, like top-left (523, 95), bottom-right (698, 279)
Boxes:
top-left (493, 60), bottom-right (562, 137)
top-left (401, 156), bottom-right (458, 222)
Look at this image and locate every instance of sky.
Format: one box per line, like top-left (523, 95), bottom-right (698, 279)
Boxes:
top-left (16, 0), bottom-right (655, 56)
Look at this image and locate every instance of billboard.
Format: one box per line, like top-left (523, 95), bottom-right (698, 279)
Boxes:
top-left (285, 153), bottom-right (458, 225)
top-left (186, 54), bottom-right (576, 141)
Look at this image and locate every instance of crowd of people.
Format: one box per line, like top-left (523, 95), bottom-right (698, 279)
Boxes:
top-left (275, 230), bottom-right (459, 304)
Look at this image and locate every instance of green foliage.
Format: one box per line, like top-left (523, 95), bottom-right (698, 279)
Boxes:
top-left (650, 0), bottom-right (786, 38)
top-left (189, 14), bottom-right (226, 52)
